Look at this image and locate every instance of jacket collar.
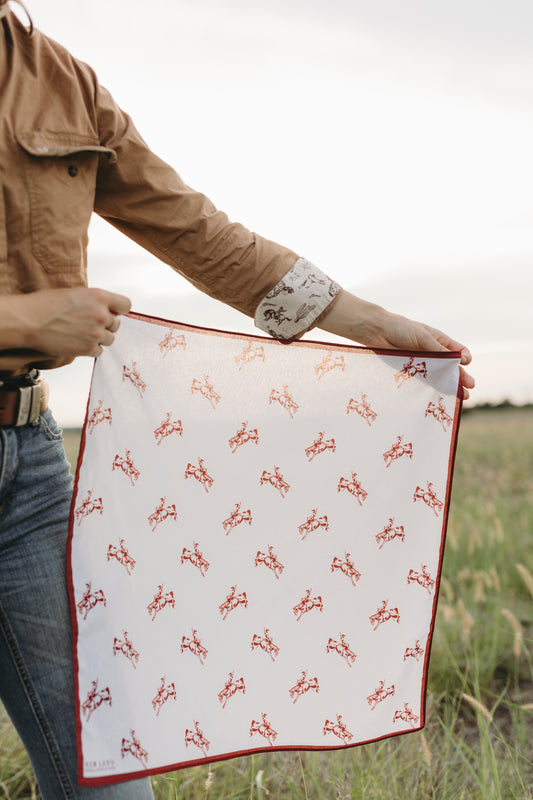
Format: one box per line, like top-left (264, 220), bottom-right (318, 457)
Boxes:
top-left (0, 1), bottom-right (33, 35)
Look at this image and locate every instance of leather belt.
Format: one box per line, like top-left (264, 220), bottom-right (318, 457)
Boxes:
top-left (0, 370), bottom-right (49, 427)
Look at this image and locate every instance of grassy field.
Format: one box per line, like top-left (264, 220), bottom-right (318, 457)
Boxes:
top-left (1, 407), bottom-right (532, 799)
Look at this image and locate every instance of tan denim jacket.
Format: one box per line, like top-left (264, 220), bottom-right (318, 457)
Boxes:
top-left (0, 9), bottom-right (339, 372)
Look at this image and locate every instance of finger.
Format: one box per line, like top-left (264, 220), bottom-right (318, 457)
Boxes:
top-left (460, 349), bottom-right (472, 365)
top-left (459, 366), bottom-right (475, 401)
top-left (106, 292), bottom-right (132, 316)
top-left (453, 344), bottom-right (472, 365)
top-left (422, 327), bottom-right (474, 397)
top-left (107, 315), bottom-right (121, 333)
top-left (431, 329), bottom-right (472, 364)
top-left (99, 329), bottom-right (116, 348)
top-left (460, 366), bottom-right (475, 389)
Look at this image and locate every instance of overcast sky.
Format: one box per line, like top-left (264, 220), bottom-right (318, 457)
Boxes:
top-left (20, 0), bottom-right (533, 423)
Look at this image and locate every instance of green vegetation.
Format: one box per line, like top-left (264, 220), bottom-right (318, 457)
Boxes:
top-left (1, 408), bottom-right (532, 799)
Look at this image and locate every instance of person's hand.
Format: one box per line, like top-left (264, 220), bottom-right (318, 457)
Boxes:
top-left (9, 287), bottom-right (132, 358)
top-left (318, 290), bottom-right (475, 399)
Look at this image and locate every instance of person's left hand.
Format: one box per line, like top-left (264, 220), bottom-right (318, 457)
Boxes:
top-left (318, 290), bottom-right (475, 399)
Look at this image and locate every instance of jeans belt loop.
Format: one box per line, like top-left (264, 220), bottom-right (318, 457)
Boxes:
top-left (16, 383), bottom-right (42, 426)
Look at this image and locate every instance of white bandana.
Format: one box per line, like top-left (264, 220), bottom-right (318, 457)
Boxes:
top-left (69, 312), bottom-right (461, 784)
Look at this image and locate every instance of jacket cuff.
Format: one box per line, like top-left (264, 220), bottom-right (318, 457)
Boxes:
top-left (254, 257), bottom-right (342, 340)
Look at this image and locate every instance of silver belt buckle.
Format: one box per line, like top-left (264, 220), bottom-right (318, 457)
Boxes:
top-left (16, 384), bottom-right (41, 426)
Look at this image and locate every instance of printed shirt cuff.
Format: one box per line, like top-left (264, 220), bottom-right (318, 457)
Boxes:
top-left (254, 257), bottom-right (342, 340)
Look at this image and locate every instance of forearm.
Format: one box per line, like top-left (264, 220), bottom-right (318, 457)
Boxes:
top-left (316, 290), bottom-right (386, 344)
top-left (0, 295), bottom-right (36, 351)
top-left (318, 289), bottom-right (467, 356)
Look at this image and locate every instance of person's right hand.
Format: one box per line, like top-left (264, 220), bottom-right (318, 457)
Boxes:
top-left (10, 287), bottom-right (132, 358)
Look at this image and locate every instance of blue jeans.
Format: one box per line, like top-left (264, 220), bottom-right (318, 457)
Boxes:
top-left (0, 409), bottom-right (154, 800)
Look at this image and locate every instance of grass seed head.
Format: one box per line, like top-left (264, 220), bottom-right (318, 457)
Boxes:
top-left (204, 769), bottom-right (214, 791)
top-left (255, 769), bottom-right (269, 795)
top-left (474, 574), bottom-right (486, 602)
top-left (457, 599), bottom-right (474, 636)
top-left (501, 608), bottom-right (523, 656)
top-left (439, 603), bottom-right (455, 624)
top-left (420, 731), bottom-right (432, 766)
top-left (489, 566), bottom-right (501, 592)
top-left (516, 563), bottom-right (533, 600)
top-left (461, 693), bottom-right (493, 722)
top-left (440, 576), bottom-right (454, 602)
top-left (457, 567), bottom-right (471, 584)
top-left (492, 516), bottom-right (505, 543)
top-left (467, 526), bottom-right (483, 555)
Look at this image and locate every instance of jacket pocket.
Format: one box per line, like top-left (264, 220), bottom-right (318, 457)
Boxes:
top-left (16, 130), bottom-right (116, 274)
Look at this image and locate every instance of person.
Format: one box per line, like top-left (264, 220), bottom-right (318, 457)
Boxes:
top-left (0, 2), bottom-right (474, 798)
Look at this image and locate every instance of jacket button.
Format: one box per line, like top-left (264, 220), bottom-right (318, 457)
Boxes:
top-left (68, 165), bottom-right (78, 177)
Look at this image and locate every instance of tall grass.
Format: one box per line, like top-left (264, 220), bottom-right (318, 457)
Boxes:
top-left (1, 408), bottom-right (532, 799)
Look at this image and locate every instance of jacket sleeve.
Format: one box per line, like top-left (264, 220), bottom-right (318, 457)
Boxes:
top-left (93, 82), bottom-right (341, 338)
